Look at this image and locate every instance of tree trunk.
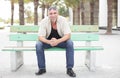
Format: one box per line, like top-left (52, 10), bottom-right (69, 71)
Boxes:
top-left (81, 1), bottom-right (85, 25)
top-left (73, 8), bottom-right (79, 25)
top-left (19, 0), bottom-right (24, 25)
top-left (34, 0), bottom-right (38, 25)
top-left (106, 0), bottom-right (113, 34)
top-left (11, 0), bottom-right (14, 25)
top-left (77, 2), bottom-right (81, 25)
top-left (73, 9), bottom-right (75, 25)
top-left (114, 0), bottom-right (117, 27)
top-left (90, 2), bottom-right (94, 25)
top-left (42, 4), bottom-right (45, 19)
top-left (73, 4), bottom-right (80, 25)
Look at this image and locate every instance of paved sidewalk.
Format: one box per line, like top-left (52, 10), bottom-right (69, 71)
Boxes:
top-left (0, 27), bottom-right (120, 78)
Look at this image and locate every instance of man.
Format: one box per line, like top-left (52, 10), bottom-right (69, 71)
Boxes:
top-left (35, 6), bottom-right (76, 77)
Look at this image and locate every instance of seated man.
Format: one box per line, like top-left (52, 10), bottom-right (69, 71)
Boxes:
top-left (35, 6), bottom-right (76, 77)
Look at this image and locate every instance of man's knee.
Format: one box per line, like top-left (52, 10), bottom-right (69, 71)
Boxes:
top-left (66, 40), bottom-right (73, 46)
top-left (66, 39), bottom-right (74, 48)
top-left (36, 41), bottom-right (43, 49)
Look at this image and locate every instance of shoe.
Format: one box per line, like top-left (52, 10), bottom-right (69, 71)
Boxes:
top-left (67, 68), bottom-right (76, 77)
top-left (35, 69), bottom-right (46, 75)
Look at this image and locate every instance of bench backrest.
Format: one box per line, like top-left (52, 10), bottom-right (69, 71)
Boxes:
top-left (9, 25), bottom-right (99, 41)
top-left (10, 25), bottom-right (98, 32)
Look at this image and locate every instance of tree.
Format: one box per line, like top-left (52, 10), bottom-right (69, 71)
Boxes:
top-left (106, 0), bottom-right (114, 34)
top-left (11, 0), bottom-right (14, 25)
top-left (90, 0), bottom-right (95, 25)
top-left (64, 0), bottom-right (80, 25)
top-left (81, 0), bottom-right (85, 25)
top-left (39, 0), bottom-right (55, 18)
top-left (34, 0), bottom-right (39, 25)
top-left (11, 0), bottom-right (31, 25)
top-left (19, 0), bottom-right (24, 25)
top-left (11, 0), bottom-right (18, 25)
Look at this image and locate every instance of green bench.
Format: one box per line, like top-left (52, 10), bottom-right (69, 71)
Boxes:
top-left (2, 25), bottom-right (103, 72)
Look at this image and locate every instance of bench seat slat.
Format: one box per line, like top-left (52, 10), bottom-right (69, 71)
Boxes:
top-left (2, 46), bottom-right (103, 51)
top-left (9, 33), bottom-right (99, 41)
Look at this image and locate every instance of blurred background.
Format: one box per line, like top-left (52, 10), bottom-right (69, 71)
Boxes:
top-left (0, 0), bottom-right (119, 34)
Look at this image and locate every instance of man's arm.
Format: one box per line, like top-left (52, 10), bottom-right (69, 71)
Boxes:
top-left (50, 33), bottom-right (71, 46)
top-left (38, 33), bottom-right (70, 47)
top-left (57, 33), bottom-right (71, 43)
top-left (38, 36), bottom-right (51, 44)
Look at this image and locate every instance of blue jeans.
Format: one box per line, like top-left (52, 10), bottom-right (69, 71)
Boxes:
top-left (36, 39), bottom-right (74, 69)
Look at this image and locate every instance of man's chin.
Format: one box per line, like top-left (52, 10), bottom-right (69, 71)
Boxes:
top-left (51, 19), bottom-right (57, 23)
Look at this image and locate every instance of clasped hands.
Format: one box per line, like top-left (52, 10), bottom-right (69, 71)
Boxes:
top-left (49, 38), bottom-right (59, 47)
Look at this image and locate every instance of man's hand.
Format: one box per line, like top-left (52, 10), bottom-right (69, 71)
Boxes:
top-left (49, 38), bottom-right (59, 46)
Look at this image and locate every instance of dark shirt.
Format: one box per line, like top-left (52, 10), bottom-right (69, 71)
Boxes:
top-left (47, 27), bottom-right (61, 40)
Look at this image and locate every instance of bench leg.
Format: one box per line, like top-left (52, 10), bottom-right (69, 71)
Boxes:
top-left (85, 51), bottom-right (96, 71)
top-left (10, 51), bottom-right (24, 71)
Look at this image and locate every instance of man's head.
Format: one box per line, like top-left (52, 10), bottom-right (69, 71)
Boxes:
top-left (48, 6), bottom-right (58, 23)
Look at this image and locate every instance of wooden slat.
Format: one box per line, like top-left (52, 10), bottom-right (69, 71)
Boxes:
top-left (71, 33), bottom-right (99, 41)
top-left (9, 33), bottom-right (99, 41)
top-left (10, 25), bottom-right (39, 32)
top-left (10, 25), bottom-right (98, 32)
top-left (71, 25), bottom-right (98, 32)
top-left (2, 46), bottom-right (103, 51)
top-left (9, 34), bottom-right (38, 41)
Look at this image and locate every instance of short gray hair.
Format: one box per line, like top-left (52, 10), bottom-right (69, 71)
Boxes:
top-left (48, 6), bottom-right (58, 11)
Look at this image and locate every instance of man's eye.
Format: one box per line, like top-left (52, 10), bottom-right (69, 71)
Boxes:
top-left (54, 12), bottom-right (57, 14)
top-left (49, 12), bottom-right (57, 15)
top-left (49, 13), bottom-right (52, 15)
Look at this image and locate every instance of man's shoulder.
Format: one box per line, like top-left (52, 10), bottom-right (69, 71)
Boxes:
top-left (58, 16), bottom-right (66, 19)
top-left (58, 16), bottom-right (67, 21)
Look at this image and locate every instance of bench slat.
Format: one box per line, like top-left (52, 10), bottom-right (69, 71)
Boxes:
top-left (9, 33), bottom-right (99, 41)
top-left (9, 34), bottom-right (38, 41)
top-left (71, 33), bottom-right (99, 41)
top-left (71, 25), bottom-right (98, 32)
top-left (10, 25), bottom-right (98, 32)
top-left (10, 25), bottom-right (39, 32)
top-left (2, 46), bottom-right (103, 51)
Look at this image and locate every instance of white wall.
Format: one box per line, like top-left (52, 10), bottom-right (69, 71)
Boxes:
top-left (69, 7), bottom-right (73, 25)
top-left (99, 0), bottom-right (107, 27)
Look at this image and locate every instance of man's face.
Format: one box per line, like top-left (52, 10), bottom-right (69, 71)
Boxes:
top-left (48, 9), bottom-right (58, 23)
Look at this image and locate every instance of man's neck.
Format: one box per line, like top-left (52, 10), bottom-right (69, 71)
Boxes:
top-left (51, 21), bottom-right (57, 29)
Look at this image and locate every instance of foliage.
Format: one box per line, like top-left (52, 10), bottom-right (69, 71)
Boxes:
top-left (10, 0), bottom-right (31, 4)
top-left (58, 6), bottom-right (69, 17)
top-left (39, 0), bottom-right (56, 7)
top-left (24, 6), bottom-right (34, 23)
top-left (0, 18), bottom-right (3, 22)
top-left (64, 0), bottom-right (80, 8)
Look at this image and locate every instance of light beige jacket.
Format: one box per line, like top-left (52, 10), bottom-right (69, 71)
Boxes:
top-left (38, 16), bottom-right (71, 38)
